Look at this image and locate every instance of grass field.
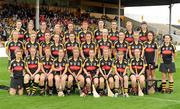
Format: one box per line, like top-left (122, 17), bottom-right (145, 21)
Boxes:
top-left (0, 53), bottom-right (180, 109)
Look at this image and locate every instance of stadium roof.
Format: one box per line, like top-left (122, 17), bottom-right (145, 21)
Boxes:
top-left (91, 0), bottom-right (180, 7)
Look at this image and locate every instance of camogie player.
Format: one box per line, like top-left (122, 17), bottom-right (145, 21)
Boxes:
top-left (50, 34), bottom-right (64, 59)
top-left (94, 20), bottom-right (104, 42)
top-left (139, 21), bottom-right (148, 42)
top-left (129, 49), bottom-right (146, 95)
top-left (53, 49), bottom-right (68, 96)
top-left (98, 29), bottom-right (112, 58)
top-left (114, 31), bottom-right (129, 59)
top-left (39, 47), bottom-right (54, 95)
top-left (11, 20), bottom-right (25, 42)
top-left (64, 32), bottom-right (80, 58)
top-left (125, 21), bottom-right (134, 44)
top-left (52, 24), bottom-right (64, 43)
top-left (25, 32), bottom-right (40, 56)
top-left (99, 48), bottom-right (114, 95)
top-left (37, 21), bottom-right (48, 43)
top-left (6, 30), bottom-right (24, 61)
top-left (24, 21), bottom-right (36, 42)
top-left (129, 31), bottom-right (144, 58)
top-left (114, 51), bottom-right (129, 97)
top-left (9, 49), bottom-right (25, 95)
top-left (78, 21), bottom-right (93, 43)
top-left (159, 34), bottom-right (176, 93)
top-left (24, 46), bottom-right (41, 96)
top-left (144, 31), bottom-right (158, 81)
top-left (64, 23), bottom-right (77, 42)
top-left (83, 49), bottom-right (99, 95)
top-left (108, 21), bottom-right (119, 44)
top-left (81, 32), bottom-right (97, 60)
top-left (67, 47), bottom-right (84, 96)
top-left (39, 31), bottom-right (52, 57)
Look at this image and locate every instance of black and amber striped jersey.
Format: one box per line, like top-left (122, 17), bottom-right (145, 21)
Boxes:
top-left (69, 57), bottom-right (82, 74)
top-left (78, 30), bottom-right (93, 43)
top-left (25, 41), bottom-right (39, 55)
top-left (84, 58), bottom-right (99, 73)
top-left (129, 41), bottom-right (144, 57)
top-left (25, 56), bottom-right (39, 74)
top-left (50, 42), bottom-right (64, 59)
top-left (114, 40), bottom-right (129, 58)
top-left (125, 30), bottom-right (134, 43)
top-left (108, 30), bottom-right (119, 44)
top-left (81, 41), bottom-right (96, 58)
top-left (10, 59), bottom-right (25, 78)
top-left (40, 41), bottom-right (52, 56)
top-left (65, 41), bottom-right (80, 58)
top-left (41, 56), bottom-right (54, 73)
top-left (114, 59), bottom-right (128, 74)
top-left (7, 41), bottom-right (24, 60)
top-left (129, 57), bottom-right (146, 74)
top-left (139, 30), bottom-right (148, 42)
top-left (99, 57), bottom-right (113, 74)
top-left (144, 41), bottom-right (158, 63)
top-left (37, 30), bottom-right (45, 43)
top-left (54, 58), bottom-right (68, 74)
top-left (98, 39), bottom-right (112, 55)
top-left (64, 31), bottom-right (78, 42)
top-left (11, 28), bottom-right (26, 42)
top-left (160, 43), bottom-right (176, 64)
top-left (94, 29), bottom-right (103, 42)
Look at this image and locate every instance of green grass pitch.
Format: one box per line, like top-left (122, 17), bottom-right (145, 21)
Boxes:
top-left (0, 53), bottom-right (180, 109)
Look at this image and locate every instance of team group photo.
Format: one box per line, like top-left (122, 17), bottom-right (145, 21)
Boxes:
top-left (0, 0), bottom-right (179, 109)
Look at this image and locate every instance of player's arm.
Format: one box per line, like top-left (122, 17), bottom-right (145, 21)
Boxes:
top-left (62, 63), bottom-right (68, 75)
top-left (40, 60), bottom-right (46, 74)
top-left (128, 45), bottom-right (133, 58)
top-left (5, 42), bottom-right (9, 56)
top-left (172, 44), bottom-right (176, 62)
top-left (25, 61), bottom-right (33, 76)
top-left (99, 65), bottom-right (105, 78)
top-left (141, 43), bottom-right (145, 58)
top-left (8, 61), bottom-right (13, 77)
top-left (139, 64), bottom-right (146, 76)
top-left (129, 60), bottom-right (135, 74)
top-left (114, 64), bottom-right (121, 78)
top-left (80, 43), bottom-right (85, 60)
top-left (68, 67), bottom-right (76, 77)
top-left (82, 60), bottom-right (89, 76)
top-left (39, 43), bottom-right (43, 57)
top-left (33, 61), bottom-right (41, 75)
top-left (154, 43), bottom-right (159, 65)
top-left (76, 65), bottom-right (82, 77)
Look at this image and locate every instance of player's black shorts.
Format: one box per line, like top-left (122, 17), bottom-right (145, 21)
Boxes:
top-left (10, 77), bottom-right (24, 89)
top-left (146, 62), bottom-right (158, 70)
top-left (115, 73), bottom-right (128, 78)
top-left (159, 62), bottom-right (176, 73)
top-left (53, 71), bottom-right (61, 75)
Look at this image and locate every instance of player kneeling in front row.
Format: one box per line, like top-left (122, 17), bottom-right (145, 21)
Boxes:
top-left (129, 49), bottom-right (146, 96)
top-left (53, 49), bottom-right (68, 96)
top-left (114, 51), bottom-right (129, 97)
top-left (83, 49), bottom-right (99, 96)
top-left (9, 48), bottom-right (25, 96)
top-left (24, 46), bottom-right (41, 96)
top-left (39, 47), bottom-right (54, 95)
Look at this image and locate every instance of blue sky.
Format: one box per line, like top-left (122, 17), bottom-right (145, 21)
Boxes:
top-left (124, 3), bottom-right (180, 25)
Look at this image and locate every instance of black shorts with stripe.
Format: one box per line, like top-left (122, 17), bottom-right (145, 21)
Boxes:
top-left (159, 62), bottom-right (176, 73)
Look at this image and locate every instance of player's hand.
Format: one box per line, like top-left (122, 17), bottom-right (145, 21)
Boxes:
top-left (136, 74), bottom-right (139, 80)
top-left (105, 75), bottom-right (108, 79)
